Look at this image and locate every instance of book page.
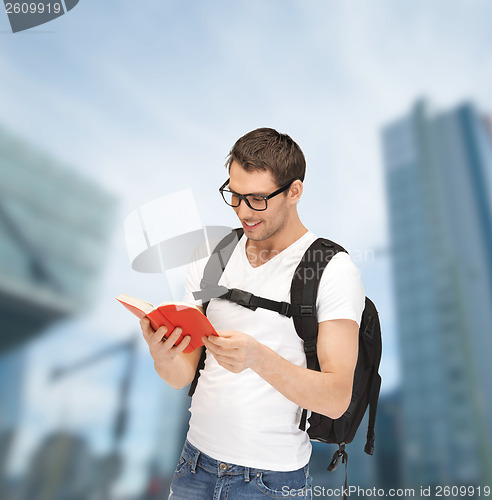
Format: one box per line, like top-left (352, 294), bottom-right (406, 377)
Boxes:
top-left (116, 294), bottom-right (155, 314)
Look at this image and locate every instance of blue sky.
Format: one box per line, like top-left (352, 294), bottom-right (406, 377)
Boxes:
top-left (2, 0), bottom-right (492, 496)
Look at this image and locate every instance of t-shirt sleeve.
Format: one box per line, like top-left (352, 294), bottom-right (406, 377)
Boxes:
top-left (316, 252), bottom-right (365, 327)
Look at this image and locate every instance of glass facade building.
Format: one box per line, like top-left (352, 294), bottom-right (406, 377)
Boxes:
top-left (381, 100), bottom-right (492, 488)
top-left (0, 126), bottom-right (117, 353)
top-left (0, 125), bottom-right (117, 495)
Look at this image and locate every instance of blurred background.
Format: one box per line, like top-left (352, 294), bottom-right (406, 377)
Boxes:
top-left (0, 1), bottom-right (491, 499)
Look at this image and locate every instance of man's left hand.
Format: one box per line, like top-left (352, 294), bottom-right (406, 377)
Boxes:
top-left (202, 330), bottom-right (262, 373)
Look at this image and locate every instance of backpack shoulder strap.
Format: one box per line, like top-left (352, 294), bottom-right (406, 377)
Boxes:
top-left (291, 237), bottom-right (347, 357)
top-left (188, 227), bottom-right (243, 398)
top-left (361, 297), bottom-right (382, 455)
top-left (292, 238), bottom-right (347, 430)
top-left (192, 227), bottom-right (244, 313)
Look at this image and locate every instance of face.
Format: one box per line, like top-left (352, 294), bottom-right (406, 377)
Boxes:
top-left (228, 161), bottom-right (291, 242)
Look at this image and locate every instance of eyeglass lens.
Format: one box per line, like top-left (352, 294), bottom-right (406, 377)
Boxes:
top-left (221, 191), bottom-right (267, 211)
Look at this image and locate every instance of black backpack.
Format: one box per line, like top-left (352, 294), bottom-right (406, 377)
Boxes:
top-left (189, 228), bottom-right (382, 494)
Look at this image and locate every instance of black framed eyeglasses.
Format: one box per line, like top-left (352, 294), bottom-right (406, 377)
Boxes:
top-left (219, 178), bottom-right (298, 211)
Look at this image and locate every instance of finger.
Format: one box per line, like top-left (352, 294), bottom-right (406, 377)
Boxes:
top-left (203, 336), bottom-right (236, 353)
top-left (147, 326), bottom-right (168, 347)
top-left (141, 318), bottom-right (157, 343)
top-left (173, 335), bottom-right (191, 354)
top-left (162, 328), bottom-right (182, 350)
top-left (202, 337), bottom-right (225, 355)
top-left (140, 316), bottom-right (151, 332)
top-left (208, 348), bottom-right (236, 363)
top-left (216, 331), bottom-right (241, 344)
top-left (203, 335), bottom-right (225, 348)
top-left (216, 330), bottom-right (233, 338)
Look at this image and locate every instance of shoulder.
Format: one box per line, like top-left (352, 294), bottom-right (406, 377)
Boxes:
top-left (316, 248), bottom-right (365, 326)
top-left (325, 251), bottom-right (361, 277)
top-left (304, 235), bottom-right (361, 279)
top-left (319, 250), bottom-right (363, 291)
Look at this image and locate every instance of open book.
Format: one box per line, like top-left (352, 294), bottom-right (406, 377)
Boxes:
top-left (116, 293), bottom-right (218, 353)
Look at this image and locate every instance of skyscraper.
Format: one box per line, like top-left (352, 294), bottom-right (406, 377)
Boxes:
top-left (0, 125), bottom-right (117, 353)
top-left (375, 390), bottom-right (402, 489)
top-left (0, 125), bottom-right (117, 495)
top-left (0, 348), bottom-right (26, 498)
top-left (381, 100), bottom-right (492, 489)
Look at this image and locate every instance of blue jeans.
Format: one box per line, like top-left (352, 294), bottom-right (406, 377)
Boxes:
top-left (168, 440), bottom-right (312, 499)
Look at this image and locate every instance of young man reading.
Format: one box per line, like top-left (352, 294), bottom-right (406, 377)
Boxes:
top-left (140, 128), bottom-right (365, 499)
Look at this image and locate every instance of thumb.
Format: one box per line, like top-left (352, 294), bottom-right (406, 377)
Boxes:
top-left (216, 330), bottom-right (233, 338)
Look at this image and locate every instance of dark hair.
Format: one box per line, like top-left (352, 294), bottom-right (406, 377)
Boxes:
top-left (225, 128), bottom-right (306, 187)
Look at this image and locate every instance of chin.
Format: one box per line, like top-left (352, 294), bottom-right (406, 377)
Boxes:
top-left (245, 232), bottom-right (265, 242)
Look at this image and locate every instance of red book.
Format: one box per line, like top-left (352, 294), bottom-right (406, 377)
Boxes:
top-left (116, 293), bottom-right (218, 353)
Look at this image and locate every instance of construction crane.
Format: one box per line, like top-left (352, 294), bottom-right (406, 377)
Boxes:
top-left (50, 336), bottom-right (138, 500)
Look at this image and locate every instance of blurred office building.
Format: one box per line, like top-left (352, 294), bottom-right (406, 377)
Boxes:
top-left (0, 125), bottom-right (117, 497)
top-left (140, 389), bottom-right (198, 499)
top-left (382, 100), bottom-right (492, 489)
top-left (374, 390), bottom-right (403, 489)
top-left (0, 126), bottom-right (117, 353)
top-left (0, 348), bottom-right (26, 498)
top-left (20, 431), bottom-right (94, 500)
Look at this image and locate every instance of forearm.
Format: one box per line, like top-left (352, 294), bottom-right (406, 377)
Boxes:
top-left (154, 354), bottom-right (195, 390)
top-left (252, 343), bottom-right (352, 419)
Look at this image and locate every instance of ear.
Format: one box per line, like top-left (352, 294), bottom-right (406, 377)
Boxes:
top-left (289, 180), bottom-right (303, 202)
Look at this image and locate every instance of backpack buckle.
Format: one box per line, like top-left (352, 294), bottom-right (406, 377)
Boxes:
top-left (279, 302), bottom-right (291, 317)
top-left (327, 442), bottom-right (347, 471)
top-left (303, 340), bottom-right (317, 355)
top-left (300, 305), bottom-right (316, 316)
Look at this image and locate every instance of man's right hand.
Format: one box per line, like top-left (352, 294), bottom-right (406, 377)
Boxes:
top-left (140, 317), bottom-right (192, 364)
top-left (140, 316), bottom-right (203, 390)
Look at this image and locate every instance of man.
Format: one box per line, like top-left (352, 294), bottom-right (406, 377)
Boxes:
top-left (140, 128), bottom-right (365, 499)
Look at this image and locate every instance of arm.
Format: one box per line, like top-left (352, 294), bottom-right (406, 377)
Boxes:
top-left (254, 319), bottom-right (358, 419)
top-left (141, 309), bottom-right (204, 390)
top-left (204, 318), bottom-right (358, 419)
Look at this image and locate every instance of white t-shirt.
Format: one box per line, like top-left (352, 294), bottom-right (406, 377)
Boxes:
top-left (182, 230), bottom-right (365, 471)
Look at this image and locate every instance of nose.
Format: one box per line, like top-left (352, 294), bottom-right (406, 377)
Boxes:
top-left (235, 198), bottom-right (255, 219)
